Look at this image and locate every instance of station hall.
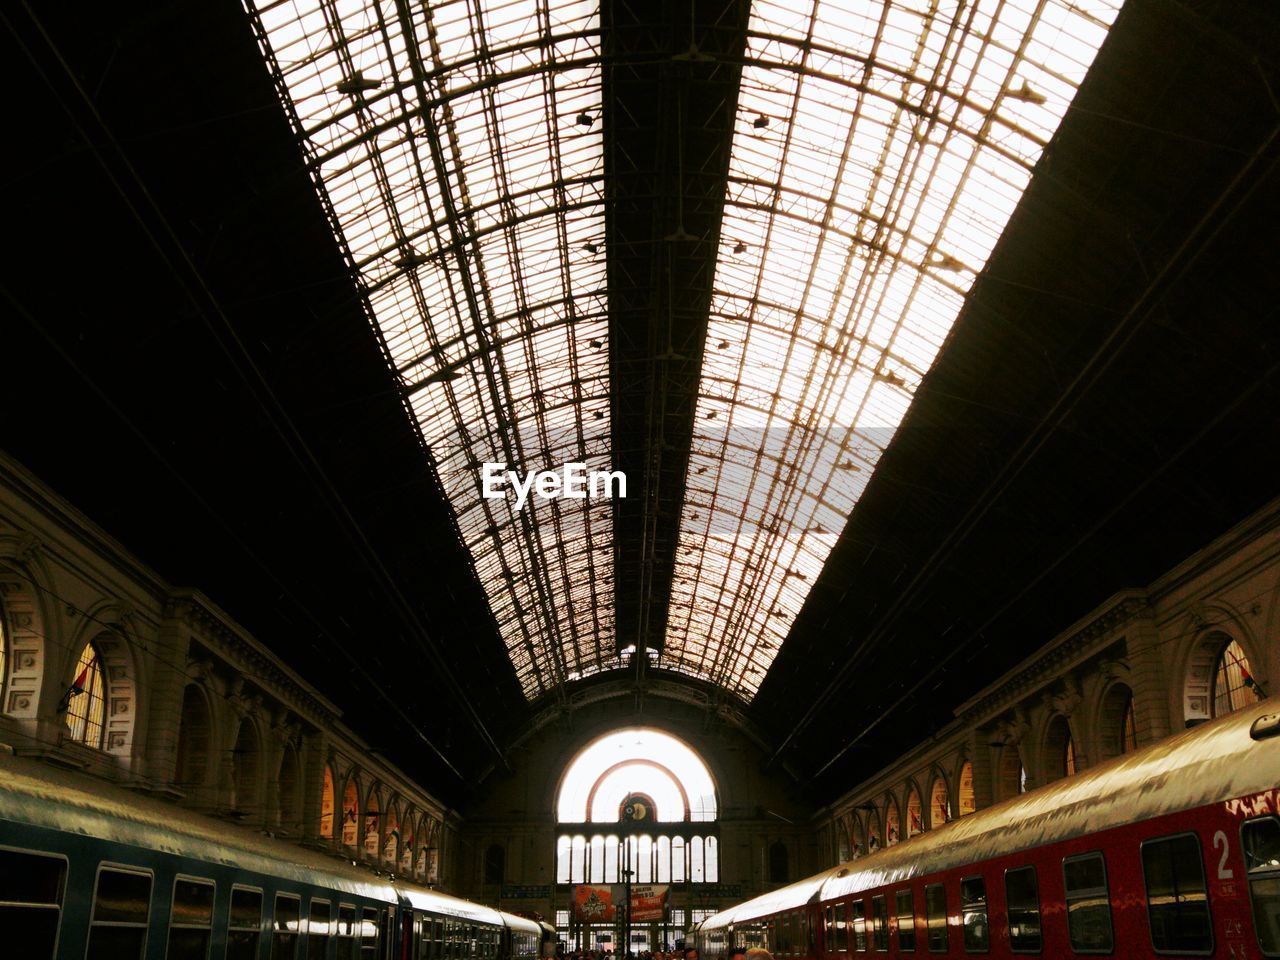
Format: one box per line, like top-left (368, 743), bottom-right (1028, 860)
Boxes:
top-left (0, 0), bottom-right (1278, 958)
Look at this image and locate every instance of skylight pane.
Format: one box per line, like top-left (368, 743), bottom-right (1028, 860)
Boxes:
top-left (661, 0), bottom-right (1121, 699)
top-left (245, 0), bottom-right (613, 699)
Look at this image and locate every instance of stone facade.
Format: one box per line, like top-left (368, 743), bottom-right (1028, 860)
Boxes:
top-left (0, 453), bottom-right (460, 886)
top-left (814, 496), bottom-right (1279, 863)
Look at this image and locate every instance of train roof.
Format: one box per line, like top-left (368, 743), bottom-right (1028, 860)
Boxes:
top-left (701, 700), bottom-right (1279, 929)
top-left (0, 752), bottom-right (491, 921)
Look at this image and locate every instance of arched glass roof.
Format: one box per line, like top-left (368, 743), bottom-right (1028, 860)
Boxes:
top-left (659, 0), bottom-right (1121, 697)
top-left (244, 0), bottom-right (1119, 703)
top-left (557, 728), bottom-right (717, 822)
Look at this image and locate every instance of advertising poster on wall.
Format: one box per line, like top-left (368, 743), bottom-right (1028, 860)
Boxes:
top-left (574, 885), bottom-right (616, 922)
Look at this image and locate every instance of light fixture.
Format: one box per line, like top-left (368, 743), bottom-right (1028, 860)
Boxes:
top-left (335, 70), bottom-right (381, 95)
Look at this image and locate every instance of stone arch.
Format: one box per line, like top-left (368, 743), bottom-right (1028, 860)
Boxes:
top-left (67, 607), bottom-right (139, 757)
top-left (865, 807), bottom-right (882, 851)
top-left (1179, 611), bottom-right (1264, 726)
top-left (954, 756), bottom-right (976, 817)
top-left (319, 762), bottom-right (337, 839)
top-left (399, 806), bottom-right (416, 874)
top-left (1042, 714), bottom-right (1076, 781)
top-left (362, 785), bottom-right (382, 859)
top-left (382, 800), bottom-right (401, 865)
top-left (276, 739), bottom-right (302, 833)
top-left (928, 772), bottom-right (951, 828)
top-left (174, 682), bottom-right (215, 791)
top-left (229, 715), bottom-right (264, 816)
top-left (340, 775), bottom-right (361, 848)
top-left (995, 743), bottom-right (1025, 801)
top-left (904, 779), bottom-right (924, 837)
top-left (0, 551), bottom-right (52, 719)
top-left (884, 792), bottom-right (902, 846)
top-left (768, 838), bottom-right (789, 882)
top-left (1095, 680), bottom-right (1137, 760)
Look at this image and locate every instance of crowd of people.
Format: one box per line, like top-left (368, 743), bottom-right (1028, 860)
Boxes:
top-left (556, 946), bottom-right (769, 960)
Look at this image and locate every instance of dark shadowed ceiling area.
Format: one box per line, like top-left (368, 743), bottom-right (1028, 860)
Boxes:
top-left (1, 0), bottom-right (1277, 807)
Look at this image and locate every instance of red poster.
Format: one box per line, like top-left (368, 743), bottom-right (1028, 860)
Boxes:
top-left (574, 885), bottom-right (615, 922)
top-left (630, 885), bottom-right (668, 922)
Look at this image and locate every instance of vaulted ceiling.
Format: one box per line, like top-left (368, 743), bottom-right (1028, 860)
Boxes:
top-left (2, 0), bottom-right (1278, 805)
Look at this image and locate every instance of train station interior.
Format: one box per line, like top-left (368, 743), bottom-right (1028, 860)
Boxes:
top-left (1, 0), bottom-right (1278, 955)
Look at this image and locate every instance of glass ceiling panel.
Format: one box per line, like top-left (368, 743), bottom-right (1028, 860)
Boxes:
top-left (245, 0), bottom-right (613, 698)
top-left (660, 0), bottom-right (1121, 698)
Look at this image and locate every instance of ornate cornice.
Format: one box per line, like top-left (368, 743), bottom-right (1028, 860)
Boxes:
top-left (955, 595), bottom-right (1146, 727)
top-left (167, 595), bottom-right (335, 728)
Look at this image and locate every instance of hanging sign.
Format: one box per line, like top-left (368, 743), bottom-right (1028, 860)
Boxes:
top-left (630, 885), bottom-right (668, 922)
top-left (574, 884), bottom-right (616, 922)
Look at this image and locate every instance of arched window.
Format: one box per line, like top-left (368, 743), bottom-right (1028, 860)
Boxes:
top-left (996, 743), bottom-right (1025, 801)
top-left (65, 643), bottom-right (108, 748)
top-left (484, 843), bottom-right (506, 884)
top-left (929, 777), bottom-right (950, 828)
top-left (363, 790), bottom-right (381, 858)
top-left (1120, 696), bottom-right (1138, 754)
top-left (958, 761), bottom-right (976, 816)
top-left (383, 804), bottom-right (400, 864)
top-left (400, 811), bottom-right (416, 873)
top-left (906, 784), bottom-right (923, 837)
top-left (555, 728), bottom-right (719, 885)
top-left (1045, 716), bottom-right (1075, 780)
top-left (174, 684), bottom-right (211, 788)
top-left (0, 592), bottom-right (7, 704)
top-left (866, 810), bottom-right (882, 851)
top-left (277, 743), bottom-right (300, 831)
top-left (342, 780), bottom-right (360, 848)
top-left (884, 796), bottom-right (901, 846)
top-left (768, 840), bottom-right (788, 883)
top-left (320, 766), bottom-right (336, 838)
top-left (837, 823), bottom-right (852, 862)
top-left (230, 719), bottom-right (261, 814)
top-left (1214, 639), bottom-right (1261, 717)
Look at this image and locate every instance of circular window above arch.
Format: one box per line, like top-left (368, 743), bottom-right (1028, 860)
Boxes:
top-left (556, 728), bottom-right (717, 822)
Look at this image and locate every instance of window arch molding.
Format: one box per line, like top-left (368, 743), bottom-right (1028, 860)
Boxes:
top-left (927, 770), bottom-right (951, 829)
top-left (554, 726), bottom-right (718, 822)
top-left (64, 606), bottom-right (138, 756)
top-left (583, 758), bottom-right (692, 821)
top-left (1094, 679), bottom-right (1138, 760)
top-left (883, 792), bottom-right (902, 846)
top-left (174, 681), bottom-right (217, 791)
top-left (0, 551), bottom-right (54, 720)
top-left (1040, 713), bottom-right (1076, 782)
top-left (1181, 623), bottom-right (1264, 725)
top-left (953, 755), bottom-right (976, 817)
top-left (904, 778), bottom-right (925, 837)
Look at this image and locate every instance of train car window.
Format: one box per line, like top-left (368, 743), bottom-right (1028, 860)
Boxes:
top-left (359, 906), bottom-right (381, 959)
top-left (835, 902), bottom-right (849, 954)
top-left (1004, 867), bottom-right (1041, 953)
top-left (871, 896), bottom-right (888, 952)
top-left (851, 900), bottom-right (867, 952)
top-left (895, 890), bottom-right (916, 952)
top-left (924, 883), bottom-right (947, 953)
top-left (337, 904), bottom-right (358, 960)
top-left (308, 899), bottom-right (333, 959)
top-left (167, 876), bottom-right (215, 959)
top-left (0, 848), bottom-right (66, 960)
top-left (1141, 833), bottom-right (1213, 955)
top-left (1062, 852), bottom-right (1113, 953)
top-left (960, 876), bottom-right (989, 952)
top-left (227, 886), bottom-right (263, 960)
top-left (273, 893), bottom-right (302, 959)
top-left (823, 906), bottom-right (834, 954)
top-left (86, 865), bottom-right (152, 960)
top-left (1242, 816), bottom-right (1280, 955)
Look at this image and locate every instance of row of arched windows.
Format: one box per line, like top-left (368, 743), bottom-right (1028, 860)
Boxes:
top-left (556, 834), bottom-right (719, 885)
top-left (319, 765), bottom-right (440, 880)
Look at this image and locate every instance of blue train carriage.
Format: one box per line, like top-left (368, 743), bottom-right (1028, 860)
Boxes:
top-left (0, 750), bottom-right (507, 960)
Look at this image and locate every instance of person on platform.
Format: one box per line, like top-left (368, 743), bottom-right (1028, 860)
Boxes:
top-left (745, 950), bottom-right (772, 960)
top-left (729, 947), bottom-right (748, 960)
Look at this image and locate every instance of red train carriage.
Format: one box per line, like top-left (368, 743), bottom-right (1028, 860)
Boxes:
top-left (694, 700), bottom-right (1280, 959)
